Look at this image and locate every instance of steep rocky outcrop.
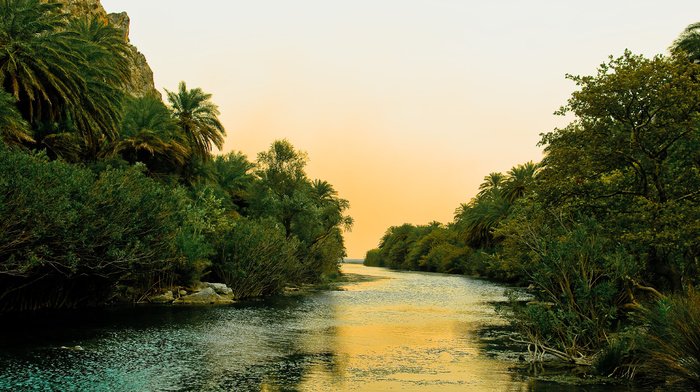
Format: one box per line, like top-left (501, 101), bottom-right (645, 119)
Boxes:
top-left (44, 0), bottom-right (160, 98)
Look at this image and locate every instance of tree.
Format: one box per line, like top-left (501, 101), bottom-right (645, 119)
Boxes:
top-left (0, 89), bottom-right (31, 146)
top-left (0, 0), bottom-right (83, 124)
top-left (165, 81), bottom-right (225, 161)
top-left (671, 21), bottom-right (700, 63)
top-left (0, 2), bottom-right (128, 160)
top-left (106, 95), bottom-right (189, 174)
top-left (539, 51), bottom-right (700, 291)
top-left (208, 151), bottom-right (255, 213)
top-left (249, 139), bottom-right (351, 282)
top-left (502, 161), bottom-right (540, 203)
top-left (68, 16), bottom-right (129, 158)
top-left (251, 139), bottom-right (310, 236)
top-left (477, 172), bottom-right (505, 198)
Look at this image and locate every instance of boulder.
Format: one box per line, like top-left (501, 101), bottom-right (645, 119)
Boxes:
top-left (173, 288), bottom-right (233, 305)
top-left (149, 291), bottom-right (174, 304)
top-left (197, 282), bottom-right (234, 299)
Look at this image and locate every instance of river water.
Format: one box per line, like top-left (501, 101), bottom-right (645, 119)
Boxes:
top-left (0, 264), bottom-right (630, 391)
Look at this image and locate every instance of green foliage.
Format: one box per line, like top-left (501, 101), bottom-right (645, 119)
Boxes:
top-left (639, 290), bottom-right (700, 389)
top-left (0, 3), bottom-right (353, 311)
top-left (165, 81), bottom-right (225, 161)
top-left (211, 218), bottom-right (298, 299)
top-left (107, 95), bottom-right (190, 174)
top-left (249, 139), bottom-right (351, 284)
top-left (0, 1), bottom-right (131, 159)
top-left (363, 248), bottom-right (383, 267)
top-left (208, 151), bottom-right (255, 213)
top-left (0, 89), bottom-right (31, 145)
top-left (361, 26), bottom-right (700, 380)
top-left (507, 216), bottom-right (638, 357)
top-left (539, 51), bottom-right (700, 292)
top-left (671, 21), bottom-right (700, 63)
top-left (0, 145), bottom-right (203, 311)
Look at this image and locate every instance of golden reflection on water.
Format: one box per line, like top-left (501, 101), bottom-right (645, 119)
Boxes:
top-left (294, 263), bottom-right (520, 391)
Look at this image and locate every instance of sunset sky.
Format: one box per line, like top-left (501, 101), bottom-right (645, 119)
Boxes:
top-left (101, 1), bottom-right (700, 259)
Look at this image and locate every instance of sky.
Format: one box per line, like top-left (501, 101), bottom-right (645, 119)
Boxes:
top-left (101, 0), bottom-right (700, 259)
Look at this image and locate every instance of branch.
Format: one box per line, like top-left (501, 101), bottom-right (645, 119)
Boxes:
top-left (509, 337), bottom-right (591, 366)
top-left (628, 277), bottom-right (664, 299)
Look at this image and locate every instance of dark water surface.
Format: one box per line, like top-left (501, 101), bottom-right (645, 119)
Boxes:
top-left (0, 264), bottom-right (631, 391)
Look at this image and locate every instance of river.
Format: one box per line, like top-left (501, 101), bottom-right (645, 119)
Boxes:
top-left (0, 263), bottom-right (631, 391)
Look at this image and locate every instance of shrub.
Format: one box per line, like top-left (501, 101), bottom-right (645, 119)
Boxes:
top-left (0, 146), bottom-right (204, 310)
top-left (211, 218), bottom-right (298, 299)
top-left (639, 289), bottom-right (700, 389)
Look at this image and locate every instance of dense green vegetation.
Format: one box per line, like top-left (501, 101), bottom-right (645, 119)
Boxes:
top-left (365, 23), bottom-right (700, 388)
top-left (0, 0), bottom-right (351, 311)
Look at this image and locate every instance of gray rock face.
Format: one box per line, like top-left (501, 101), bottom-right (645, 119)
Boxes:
top-left (173, 288), bottom-right (234, 305)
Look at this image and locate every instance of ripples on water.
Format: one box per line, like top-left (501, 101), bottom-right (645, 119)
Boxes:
top-left (0, 264), bottom-right (630, 391)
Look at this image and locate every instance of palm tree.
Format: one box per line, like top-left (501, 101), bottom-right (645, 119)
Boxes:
top-left (69, 17), bottom-right (130, 86)
top-left (502, 161), bottom-right (540, 203)
top-left (106, 95), bottom-right (189, 172)
top-left (68, 16), bottom-right (129, 159)
top-left (0, 0), bottom-right (85, 124)
top-left (0, 2), bottom-right (129, 160)
top-left (165, 81), bottom-right (226, 161)
top-left (671, 21), bottom-right (700, 63)
top-left (454, 197), bottom-right (511, 249)
top-left (310, 179), bottom-right (352, 231)
top-left (0, 89), bottom-right (31, 146)
top-left (477, 172), bottom-right (505, 198)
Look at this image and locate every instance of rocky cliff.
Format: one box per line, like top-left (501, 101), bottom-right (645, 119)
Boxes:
top-left (44, 0), bottom-right (160, 98)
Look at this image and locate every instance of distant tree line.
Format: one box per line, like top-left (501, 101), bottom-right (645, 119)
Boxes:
top-left (365, 21), bottom-right (700, 388)
top-left (0, 0), bottom-right (352, 311)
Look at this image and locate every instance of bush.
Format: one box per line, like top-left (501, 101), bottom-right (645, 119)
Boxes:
top-left (364, 248), bottom-right (383, 267)
top-left (639, 289), bottom-right (700, 389)
top-left (211, 218), bottom-right (298, 299)
top-left (0, 146), bottom-right (205, 310)
top-left (505, 217), bottom-right (639, 360)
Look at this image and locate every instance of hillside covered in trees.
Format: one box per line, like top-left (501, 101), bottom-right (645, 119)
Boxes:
top-left (0, 0), bottom-right (352, 311)
top-left (365, 22), bottom-right (700, 388)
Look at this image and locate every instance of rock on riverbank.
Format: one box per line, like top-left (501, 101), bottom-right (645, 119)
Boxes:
top-left (149, 282), bottom-right (234, 305)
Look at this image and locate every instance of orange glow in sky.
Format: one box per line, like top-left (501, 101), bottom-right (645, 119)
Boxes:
top-left (102, 0), bottom-right (700, 258)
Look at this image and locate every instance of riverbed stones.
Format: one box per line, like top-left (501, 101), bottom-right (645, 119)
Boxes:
top-left (173, 288), bottom-right (233, 305)
top-left (149, 290), bottom-right (174, 304)
top-left (196, 282), bottom-right (234, 299)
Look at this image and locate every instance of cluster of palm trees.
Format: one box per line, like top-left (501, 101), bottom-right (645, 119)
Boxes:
top-left (454, 161), bottom-right (539, 249)
top-left (0, 0), bottom-right (355, 307)
top-left (0, 0), bottom-right (225, 174)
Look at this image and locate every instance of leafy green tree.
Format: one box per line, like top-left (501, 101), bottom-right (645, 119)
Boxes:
top-left (539, 50), bottom-right (700, 292)
top-left (211, 217), bottom-right (298, 299)
top-left (249, 139), bottom-right (351, 283)
top-left (477, 172), bottom-right (505, 198)
top-left (165, 81), bottom-right (225, 161)
top-left (364, 248), bottom-right (383, 267)
top-left (377, 223), bottom-right (418, 269)
top-left (0, 145), bottom-right (205, 311)
top-left (251, 139), bottom-right (311, 236)
top-left (504, 215), bottom-right (638, 361)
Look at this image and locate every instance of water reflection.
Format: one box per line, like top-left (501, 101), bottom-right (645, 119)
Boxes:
top-left (0, 264), bottom-right (630, 391)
